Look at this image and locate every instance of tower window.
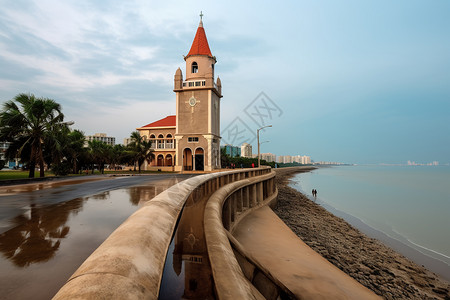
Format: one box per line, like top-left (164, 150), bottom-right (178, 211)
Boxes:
top-left (192, 62), bottom-right (198, 73)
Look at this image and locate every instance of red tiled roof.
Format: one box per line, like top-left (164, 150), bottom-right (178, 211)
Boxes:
top-left (186, 23), bottom-right (212, 58)
top-left (141, 115), bottom-right (176, 128)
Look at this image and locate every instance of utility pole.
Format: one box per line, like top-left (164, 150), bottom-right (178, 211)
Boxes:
top-left (257, 125), bottom-right (272, 167)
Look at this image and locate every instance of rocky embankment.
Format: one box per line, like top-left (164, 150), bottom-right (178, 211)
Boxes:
top-left (273, 167), bottom-right (450, 300)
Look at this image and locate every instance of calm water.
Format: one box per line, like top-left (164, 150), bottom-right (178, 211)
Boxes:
top-left (290, 165), bottom-right (450, 274)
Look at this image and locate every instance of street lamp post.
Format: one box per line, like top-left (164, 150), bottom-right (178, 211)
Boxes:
top-left (257, 125), bottom-right (272, 168)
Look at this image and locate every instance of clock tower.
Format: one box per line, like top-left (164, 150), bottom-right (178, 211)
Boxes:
top-left (174, 14), bottom-right (222, 172)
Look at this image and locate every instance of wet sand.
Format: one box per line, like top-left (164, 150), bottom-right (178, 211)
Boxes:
top-left (273, 167), bottom-right (450, 300)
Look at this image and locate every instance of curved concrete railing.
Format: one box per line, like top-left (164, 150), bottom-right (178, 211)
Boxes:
top-left (204, 170), bottom-right (281, 299)
top-left (53, 168), bottom-right (271, 300)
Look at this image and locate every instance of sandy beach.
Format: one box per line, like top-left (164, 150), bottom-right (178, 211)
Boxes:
top-left (273, 167), bottom-right (450, 300)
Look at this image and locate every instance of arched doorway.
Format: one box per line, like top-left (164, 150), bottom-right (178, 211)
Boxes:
top-left (165, 154), bottom-right (173, 166)
top-left (183, 148), bottom-right (193, 171)
top-left (195, 148), bottom-right (204, 171)
top-left (157, 154), bottom-right (164, 166)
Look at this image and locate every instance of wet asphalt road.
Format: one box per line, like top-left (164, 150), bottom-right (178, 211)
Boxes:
top-left (0, 174), bottom-right (194, 234)
top-left (0, 173), bottom-right (196, 300)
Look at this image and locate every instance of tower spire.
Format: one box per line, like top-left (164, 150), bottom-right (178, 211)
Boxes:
top-left (199, 11), bottom-right (204, 27)
top-left (186, 12), bottom-right (212, 58)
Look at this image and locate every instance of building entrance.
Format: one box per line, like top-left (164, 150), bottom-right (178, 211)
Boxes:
top-left (183, 148), bottom-right (193, 171)
top-left (195, 148), bottom-right (204, 171)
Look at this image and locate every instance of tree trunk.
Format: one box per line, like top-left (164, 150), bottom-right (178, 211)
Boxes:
top-left (39, 146), bottom-right (45, 178)
top-left (28, 161), bottom-right (35, 178)
top-left (73, 155), bottom-right (77, 174)
top-left (28, 146), bottom-right (36, 178)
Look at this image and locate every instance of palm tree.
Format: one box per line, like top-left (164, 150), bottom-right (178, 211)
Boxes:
top-left (109, 144), bottom-right (126, 170)
top-left (128, 131), bottom-right (154, 173)
top-left (66, 130), bottom-right (86, 174)
top-left (87, 140), bottom-right (111, 174)
top-left (0, 93), bottom-right (66, 178)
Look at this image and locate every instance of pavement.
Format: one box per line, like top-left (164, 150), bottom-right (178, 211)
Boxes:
top-left (232, 205), bottom-right (381, 299)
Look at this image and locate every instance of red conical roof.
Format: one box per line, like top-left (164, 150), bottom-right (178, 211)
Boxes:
top-left (186, 21), bottom-right (213, 58)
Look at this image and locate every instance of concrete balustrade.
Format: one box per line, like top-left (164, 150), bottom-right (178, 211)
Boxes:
top-left (204, 171), bottom-right (278, 299)
top-left (53, 167), bottom-right (271, 300)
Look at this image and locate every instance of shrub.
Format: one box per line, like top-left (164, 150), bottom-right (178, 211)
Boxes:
top-left (51, 161), bottom-right (72, 176)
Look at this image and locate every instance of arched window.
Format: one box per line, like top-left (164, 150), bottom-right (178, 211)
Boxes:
top-left (149, 134), bottom-right (156, 149)
top-left (166, 134), bottom-right (173, 149)
top-left (192, 62), bottom-right (198, 73)
top-left (157, 134), bottom-right (164, 149)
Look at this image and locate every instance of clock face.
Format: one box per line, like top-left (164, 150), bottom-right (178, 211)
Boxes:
top-left (189, 97), bottom-right (197, 107)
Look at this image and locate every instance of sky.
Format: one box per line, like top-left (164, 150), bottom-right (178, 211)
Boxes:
top-left (0, 0), bottom-right (449, 164)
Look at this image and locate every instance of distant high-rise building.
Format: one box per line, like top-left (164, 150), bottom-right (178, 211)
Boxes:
top-left (123, 138), bottom-right (133, 146)
top-left (241, 143), bottom-right (252, 158)
top-left (222, 144), bottom-right (241, 157)
top-left (277, 154), bottom-right (311, 164)
top-left (85, 133), bottom-right (116, 147)
top-left (293, 155), bottom-right (302, 163)
top-left (261, 153), bottom-right (276, 163)
top-left (277, 155), bottom-right (293, 163)
top-left (301, 156), bottom-right (311, 164)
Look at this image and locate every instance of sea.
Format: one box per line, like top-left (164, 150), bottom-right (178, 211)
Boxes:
top-left (289, 164), bottom-right (450, 280)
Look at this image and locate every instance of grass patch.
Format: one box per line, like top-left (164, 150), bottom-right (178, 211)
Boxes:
top-left (0, 171), bottom-right (55, 180)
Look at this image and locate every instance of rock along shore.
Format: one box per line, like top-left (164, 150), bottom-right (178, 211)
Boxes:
top-left (273, 167), bottom-right (450, 300)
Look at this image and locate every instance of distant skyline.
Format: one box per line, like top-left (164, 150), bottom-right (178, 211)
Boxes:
top-left (1, 1), bottom-right (449, 164)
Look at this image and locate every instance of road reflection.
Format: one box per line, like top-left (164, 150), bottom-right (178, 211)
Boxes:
top-left (0, 200), bottom-right (83, 267)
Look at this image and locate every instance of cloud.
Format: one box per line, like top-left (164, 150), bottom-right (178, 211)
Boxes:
top-left (69, 99), bottom-right (174, 142)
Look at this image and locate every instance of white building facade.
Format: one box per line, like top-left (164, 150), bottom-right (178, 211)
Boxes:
top-left (241, 143), bottom-right (252, 158)
top-left (85, 133), bottom-right (116, 147)
top-left (261, 153), bottom-right (276, 163)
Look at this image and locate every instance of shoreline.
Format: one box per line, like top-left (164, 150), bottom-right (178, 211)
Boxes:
top-left (273, 167), bottom-right (450, 299)
top-left (300, 190), bottom-right (450, 281)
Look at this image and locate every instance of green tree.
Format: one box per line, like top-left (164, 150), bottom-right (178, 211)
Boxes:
top-left (109, 144), bottom-right (126, 170)
top-left (87, 140), bottom-right (111, 174)
top-left (0, 93), bottom-right (66, 178)
top-left (128, 131), bottom-right (154, 173)
top-left (66, 130), bottom-right (86, 174)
